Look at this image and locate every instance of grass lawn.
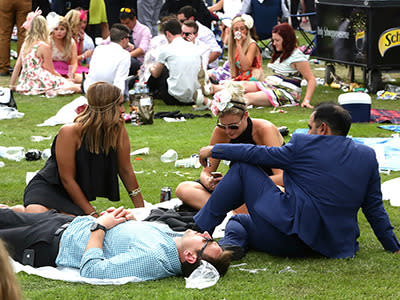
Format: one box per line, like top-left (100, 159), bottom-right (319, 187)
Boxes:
top-left (1, 37), bottom-right (400, 299)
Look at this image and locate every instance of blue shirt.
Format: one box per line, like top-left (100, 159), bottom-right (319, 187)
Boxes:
top-left (56, 217), bottom-right (183, 280)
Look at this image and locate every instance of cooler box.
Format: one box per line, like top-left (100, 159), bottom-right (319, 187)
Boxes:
top-left (338, 92), bottom-right (371, 123)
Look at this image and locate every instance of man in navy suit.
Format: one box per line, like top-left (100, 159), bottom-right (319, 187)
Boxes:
top-left (195, 102), bottom-right (400, 259)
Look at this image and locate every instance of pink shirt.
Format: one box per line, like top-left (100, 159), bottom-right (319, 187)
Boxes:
top-left (131, 21), bottom-right (152, 63)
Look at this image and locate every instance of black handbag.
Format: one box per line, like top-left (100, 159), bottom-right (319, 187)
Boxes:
top-left (0, 87), bottom-right (17, 109)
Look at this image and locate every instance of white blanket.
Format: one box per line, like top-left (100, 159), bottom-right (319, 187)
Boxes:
top-left (12, 199), bottom-right (232, 285)
top-left (37, 96), bottom-right (87, 127)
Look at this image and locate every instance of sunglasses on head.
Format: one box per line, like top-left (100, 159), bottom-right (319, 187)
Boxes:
top-left (216, 115), bottom-right (244, 130)
top-left (120, 7), bottom-right (132, 13)
top-left (198, 236), bottom-right (214, 259)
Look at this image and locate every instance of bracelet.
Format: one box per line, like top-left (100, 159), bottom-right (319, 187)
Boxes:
top-left (89, 211), bottom-right (98, 217)
top-left (128, 188), bottom-right (141, 197)
top-left (303, 99), bottom-right (310, 103)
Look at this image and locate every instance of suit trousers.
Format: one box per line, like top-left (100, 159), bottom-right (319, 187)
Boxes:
top-left (0, 209), bottom-right (74, 267)
top-left (194, 162), bottom-right (319, 257)
top-left (0, 0), bottom-right (31, 73)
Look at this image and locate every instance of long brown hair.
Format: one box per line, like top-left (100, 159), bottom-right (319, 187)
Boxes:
top-left (0, 240), bottom-right (22, 300)
top-left (270, 23), bottom-right (298, 63)
top-left (74, 82), bottom-right (124, 155)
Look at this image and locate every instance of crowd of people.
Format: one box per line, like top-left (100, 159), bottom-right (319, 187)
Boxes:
top-left (1, 0), bottom-right (399, 294)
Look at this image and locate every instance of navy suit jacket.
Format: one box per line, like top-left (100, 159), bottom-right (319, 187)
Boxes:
top-left (212, 134), bottom-right (400, 258)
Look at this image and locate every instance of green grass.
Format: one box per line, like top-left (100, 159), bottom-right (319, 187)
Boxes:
top-left (1, 40), bottom-right (400, 299)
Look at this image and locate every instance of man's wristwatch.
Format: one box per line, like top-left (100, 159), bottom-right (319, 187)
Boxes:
top-left (90, 222), bottom-right (107, 233)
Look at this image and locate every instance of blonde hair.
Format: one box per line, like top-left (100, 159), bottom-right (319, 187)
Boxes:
top-left (51, 16), bottom-right (74, 60)
top-left (219, 82), bottom-right (247, 117)
top-left (23, 15), bottom-right (49, 55)
top-left (65, 9), bottom-right (81, 38)
top-left (0, 240), bottom-right (22, 300)
top-left (228, 15), bottom-right (260, 79)
top-left (74, 82), bottom-right (123, 155)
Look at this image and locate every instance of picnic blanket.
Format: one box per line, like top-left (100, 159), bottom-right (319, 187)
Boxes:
top-left (378, 125), bottom-right (400, 133)
top-left (12, 199), bottom-right (232, 285)
top-left (370, 108), bottom-right (400, 124)
top-left (293, 129), bottom-right (400, 171)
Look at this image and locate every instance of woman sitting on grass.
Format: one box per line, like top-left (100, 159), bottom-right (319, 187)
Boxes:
top-left (20, 82), bottom-right (144, 217)
top-left (176, 83), bottom-right (283, 213)
top-left (47, 13), bottom-right (83, 81)
top-left (10, 12), bottom-right (80, 96)
top-left (241, 23), bottom-right (316, 108)
top-left (227, 14), bottom-right (263, 82)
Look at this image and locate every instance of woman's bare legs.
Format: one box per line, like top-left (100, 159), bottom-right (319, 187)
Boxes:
top-left (25, 204), bottom-right (49, 213)
top-left (175, 181), bottom-right (211, 211)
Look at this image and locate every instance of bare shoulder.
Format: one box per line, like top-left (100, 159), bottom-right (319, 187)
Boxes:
top-left (58, 124), bottom-right (82, 144)
top-left (251, 118), bottom-right (283, 146)
top-left (252, 118), bottom-right (278, 132)
top-left (209, 127), bottom-right (230, 145)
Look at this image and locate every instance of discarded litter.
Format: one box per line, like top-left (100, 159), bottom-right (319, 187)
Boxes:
top-left (0, 146), bottom-right (25, 161)
top-left (163, 117), bottom-right (186, 122)
top-left (0, 161), bottom-right (4, 168)
top-left (41, 148), bottom-right (51, 160)
top-left (278, 266), bottom-right (296, 274)
top-left (185, 260), bottom-right (220, 289)
top-left (31, 135), bottom-right (52, 142)
top-left (175, 154), bottom-right (201, 168)
top-left (160, 149), bottom-right (178, 163)
top-left (230, 263), bottom-right (247, 268)
top-left (239, 267), bottom-right (267, 274)
top-left (130, 147), bottom-right (150, 156)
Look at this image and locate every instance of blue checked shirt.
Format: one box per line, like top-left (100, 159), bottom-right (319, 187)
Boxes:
top-left (56, 216), bottom-right (183, 281)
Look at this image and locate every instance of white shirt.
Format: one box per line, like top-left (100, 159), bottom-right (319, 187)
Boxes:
top-left (194, 39), bottom-right (211, 71)
top-left (196, 21), bottom-right (222, 68)
top-left (158, 37), bottom-right (202, 103)
top-left (84, 42), bottom-right (131, 93)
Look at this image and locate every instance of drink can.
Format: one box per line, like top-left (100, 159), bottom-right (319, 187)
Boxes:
top-left (160, 187), bottom-right (172, 202)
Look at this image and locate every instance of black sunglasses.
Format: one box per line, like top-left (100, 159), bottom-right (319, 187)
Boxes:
top-left (198, 236), bottom-right (214, 259)
top-left (216, 116), bottom-right (244, 130)
top-left (182, 32), bottom-right (192, 36)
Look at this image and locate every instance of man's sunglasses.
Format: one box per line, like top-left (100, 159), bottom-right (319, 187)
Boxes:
top-left (216, 117), bottom-right (244, 130)
top-left (182, 32), bottom-right (193, 36)
top-left (198, 236), bottom-right (214, 259)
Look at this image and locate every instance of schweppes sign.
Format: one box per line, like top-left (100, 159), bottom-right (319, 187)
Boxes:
top-left (378, 27), bottom-right (400, 57)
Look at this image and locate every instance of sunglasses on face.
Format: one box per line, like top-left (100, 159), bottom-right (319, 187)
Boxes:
top-left (179, 18), bottom-right (186, 23)
top-left (216, 116), bottom-right (244, 130)
top-left (198, 236), bottom-right (214, 259)
top-left (182, 32), bottom-right (193, 36)
top-left (120, 7), bottom-right (132, 13)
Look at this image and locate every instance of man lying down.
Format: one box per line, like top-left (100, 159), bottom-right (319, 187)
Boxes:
top-left (0, 206), bottom-right (232, 281)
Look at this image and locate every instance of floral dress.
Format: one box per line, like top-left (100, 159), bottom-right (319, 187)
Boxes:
top-left (16, 41), bottom-right (73, 96)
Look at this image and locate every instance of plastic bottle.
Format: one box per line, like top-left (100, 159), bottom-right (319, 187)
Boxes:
top-left (160, 149), bottom-right (178, 163)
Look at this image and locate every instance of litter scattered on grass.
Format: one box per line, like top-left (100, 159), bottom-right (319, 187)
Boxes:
top-left (130, 147), bottom-right (150, 156)
top-left (31, 135), bottom-right (52, 142)
top-left (163, 117), bottom-right (186, 122)
top-left (239, 267), bottom-right (267, 274)
top-left (278, 266), bottom-right (296, 274)
top-left (230, 263), bottom-right (247, 268)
